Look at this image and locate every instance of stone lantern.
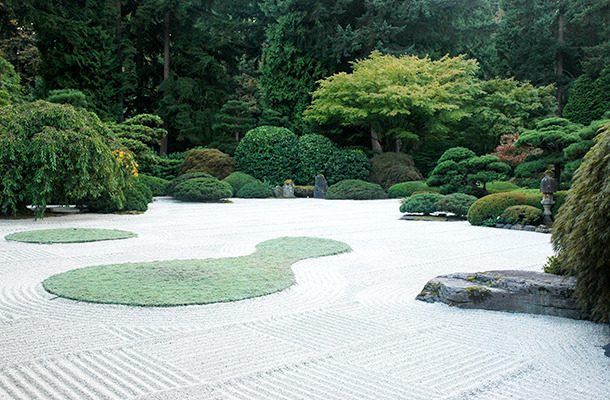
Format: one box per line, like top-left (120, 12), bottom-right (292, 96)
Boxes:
top-left (540, 170), bottom-right (558, 225)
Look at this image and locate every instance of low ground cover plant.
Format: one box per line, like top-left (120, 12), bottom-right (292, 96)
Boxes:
top-left (5, 228), bottom-right (137, 244)
top-left (42, 237), bottom-right (351, 306)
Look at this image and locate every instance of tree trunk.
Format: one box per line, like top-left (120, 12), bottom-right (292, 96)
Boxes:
top-left (371, 127), bottom-right (382, 152)
top-left (159, 10), bottom-right (171, 155)
top-left (556, 8), bottom-right (565, 117)
top-left (395, 138), bottom-right (402, 153)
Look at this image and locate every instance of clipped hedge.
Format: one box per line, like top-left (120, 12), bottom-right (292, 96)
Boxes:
top-left (234, 126), bottom-right (298, 185)
top-left (468, 191), bottom-right (567, 226)
top-left (295, 133), bottom-right (336, 185)
top-left (387, 181), bottom-right (435, 198)
top-left (179, 148), bottom-right (234, 180)
top-left (324, 149), bottom-right (371, 185)
top-left (437, 193), bottom-right (477, 217)
top-left (501, 205), bottom-right (543, 226)
top-left (173, 177), bottom-right (232, 202)
top-left (236, 181), bottom-right (273, 198)
top-left (399, 192), bottom-right (444, 214)
top-left (138, 174), bottom-right (170, 196)
top-left (222, 172), bottom-right (259, 196)
top-left (486, 181), bottom-right (521, 194)
top-left (166, 172), bottom-right (214, 196)
top-left (325, 179), bottom-right (387, 200)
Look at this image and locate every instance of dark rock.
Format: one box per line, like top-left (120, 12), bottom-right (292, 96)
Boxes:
top-left (603, 343), bottom-right (610, 357)
top-left (503, 224), bottom-right (513, 229)
top-left (294, 186), bottom-right (314, 198)
top-left (273, 185), bottom-right (282, 198)
top-left (511, 224), bottom-right (523, 230)
top-left (416, 270), bottom-right (586, 320)
top-left (496, 223), bottom-right (505, 228)
top-left (282, 182), bottom-right (295, 198)
top-left (524, 225), bottom-right (537, 232)
top-left (314, 175), bottom-right (328, 199)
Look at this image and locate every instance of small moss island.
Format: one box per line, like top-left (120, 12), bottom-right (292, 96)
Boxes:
top-left (42, 236), bottom-right (351, 306)
top-left (5, 228), bottom-right (137, 244)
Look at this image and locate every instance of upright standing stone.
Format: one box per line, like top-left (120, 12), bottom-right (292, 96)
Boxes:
top-left (282, 180), bottom-right (295, 198)
top-left (314, 175), bottom-right (328, 199)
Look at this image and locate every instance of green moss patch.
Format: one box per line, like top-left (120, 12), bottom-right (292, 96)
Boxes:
top-left (42, 237), bottom-right (351, 306)
top-left (5, 228), bottom-right (137, 244)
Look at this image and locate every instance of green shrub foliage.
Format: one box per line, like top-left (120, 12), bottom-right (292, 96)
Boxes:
top-left (468, 191), bottom-right (567, 226)
top-left (234, 126), bottom-right (299, 185)
top-left (501, 205), bottom-right (543, 225)
top-left (399, 192), bottom-right (444, 214)
top-left (295, 134), bottom-right (336, 185)
top-left (427, 147), bottom-right (511, 197)
top-left (324, 149), bottom-right (371, 186)
top-left (179, 148), bottom-right (234, 179)
top-left (563, 66), bottom-right (610, 125)
top-left (173, 177), bottom-right (232, 202)
top-left (0, 101), bottom-right (126, 217)
top-left (138, 174), bottom-right (170, 196)
top-left (46, 89), bottom-right (88, 108)
top-left (486, 181), bottom-right (521, 193)
top-left (236, 181), bottom-right (273, 198)
top-left (80, 182), bottom-right (152, 213)
top-left (222, 172), bottom-right (259, 196)
top-left (552, 123), bottom-right (610, 322)
top-left (437, 193), bottom-right (478, 217)
top-left (166, 172), bottom-right (214, 196)
top-left (387, 181), bottom-right (435, 198)
top-left (325, 179), bottom-right (387, 200)
top-left (369, 152), bottom-right (424, 189)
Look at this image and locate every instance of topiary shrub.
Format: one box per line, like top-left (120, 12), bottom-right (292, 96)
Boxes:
top-left (236, 180), bottom-right (273, 198)
top-left (387, 181), bottom-right (436, 198)
top-left (81, 182), bottom-right (152, 213)
top-left (222, 172), bottom-right (259, 196)
top-left (369, 152), bottom-right (424, 189)
top-left (399, 192), bottom-right (444, 214)
top-left (467, 192), bottom-right (528, 226)
top-left (179, 148), bottom-right (234, 180)
top-left (552, 122), bottom-right (610, 322)
top-left (437, 193), bottom-right (477, 218)
top-left (173, 177), bottom-right (232, 202)
top-left (138, 174), bottom-right (169, 196)
top-left (166, 172), bottom-right (214, 196)
top-left (295, 133), bottom-right (336, 185)
top-left (234, 126), bottom-right (299, 185)
top-left (324, 149), bottom-right (371, 186)
top-left (325, 179), bottom-right (387, 200)
top-left (500, 205), bottom-right (543, 225)
top-left (144, 153), bottom-right (184, 181)
top-left (486, 181), bottom-right (520, 194)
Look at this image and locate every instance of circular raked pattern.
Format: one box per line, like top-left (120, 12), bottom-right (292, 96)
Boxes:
top-left (42, 236), bottom-right (351, 306)
top-left (5, 228), bottom-right (137, 244)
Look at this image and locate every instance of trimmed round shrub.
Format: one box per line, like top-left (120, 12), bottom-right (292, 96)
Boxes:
top-left (369, 152), bottom-right (424, 189)
top-left (552, 122), bottom-right (610, 322)
top-left (486, 181), bottom-right (520, 194)
top-left (324, 149), bottom-right (371, 185)
top-left (138, 174), bottom-right (169, 196)
top-left (179, 148), bottom-right (234, 180)
top-left (501, 205), bottom-right (543, 225)
top-left (399, 192), bottom-right (444, 214)
top-left (222, 172), bottom-right (259, 196)
top-left (467, 192), bottom-right (528, 226)
top-left (325, 179), bottom-right (387, 200)
top-left (387, 181), bottom-right (435, 198)
top-left (173, 177), bottom-right (232, 202)
top-left (295, 133), bottom-right (336, 185)
top-left (166, 172), bottom-right (213, 196)
top-left (236, 181), bottom-right (273, 198)
top-left (437, 193), bottom-right (477, 217)
top-left (234, 126), bottom-right (299, 185)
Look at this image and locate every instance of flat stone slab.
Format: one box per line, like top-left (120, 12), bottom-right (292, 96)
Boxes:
top-left (417, 270), bottom-right (586, 320)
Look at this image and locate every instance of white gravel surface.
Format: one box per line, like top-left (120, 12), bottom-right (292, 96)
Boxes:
top-left (0, 197), bottom-right (608, 400)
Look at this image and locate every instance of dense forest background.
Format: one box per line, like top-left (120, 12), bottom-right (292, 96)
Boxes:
top-left (1, 0), bottom-right (609, 164)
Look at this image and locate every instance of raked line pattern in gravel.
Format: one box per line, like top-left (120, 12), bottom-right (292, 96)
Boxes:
top-left (0, 197), bottom-right (608, 400)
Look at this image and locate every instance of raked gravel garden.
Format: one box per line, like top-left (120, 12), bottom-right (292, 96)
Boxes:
top-left (0, 197), bottom-right (609, 400)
